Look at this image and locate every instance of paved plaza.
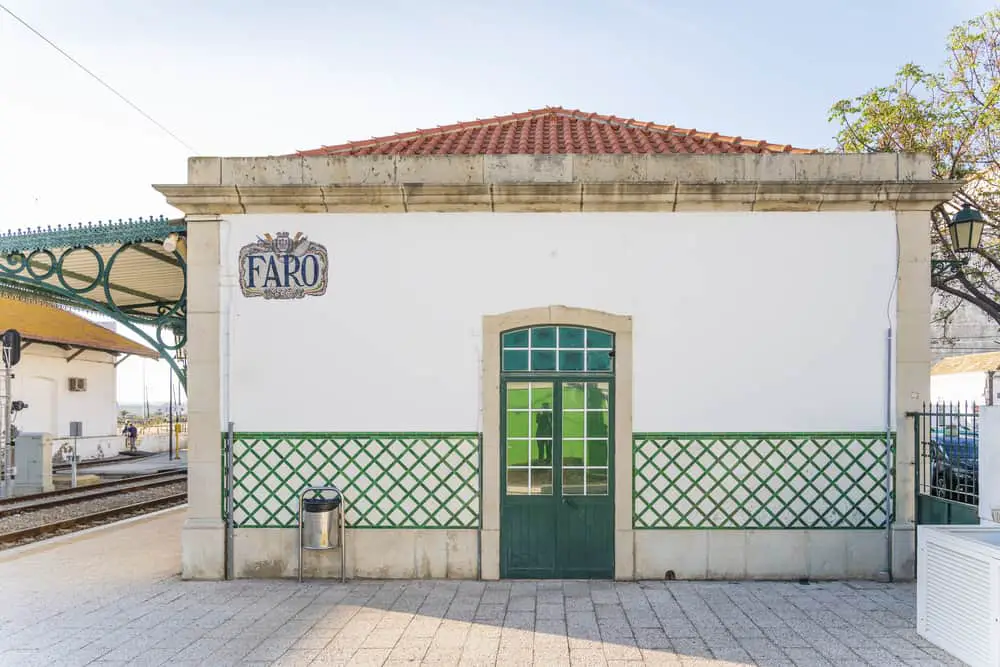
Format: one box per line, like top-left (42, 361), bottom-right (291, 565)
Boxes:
top-left (0, 509), bottom-right (961, 666)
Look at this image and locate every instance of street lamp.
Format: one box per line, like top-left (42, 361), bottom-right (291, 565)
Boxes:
top-left (949, 203), bottom-right (986, 252)
top-left (932, 203), bottom-right (987, 277)
top-left (162, 233), bottom-right (179, 253)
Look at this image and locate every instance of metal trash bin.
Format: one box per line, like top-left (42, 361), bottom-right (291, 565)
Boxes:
top-left (302, 495), bottom-right (341, 549)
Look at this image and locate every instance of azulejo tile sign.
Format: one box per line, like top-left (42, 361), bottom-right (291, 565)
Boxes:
top-left (239, 232), bottom-right (328, 299)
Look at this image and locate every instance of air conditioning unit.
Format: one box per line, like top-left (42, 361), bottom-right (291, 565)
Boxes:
top-left (68, 377), bottom-right (87, 392)
top-left (917, 525), bottom-right (1000, 667)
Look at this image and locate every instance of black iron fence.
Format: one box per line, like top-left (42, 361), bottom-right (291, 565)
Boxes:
top-left (913, 402), bottom-right (979, 513)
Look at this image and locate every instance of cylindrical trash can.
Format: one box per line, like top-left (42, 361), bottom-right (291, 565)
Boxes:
top-left (302, 496), bottom-right (341, 549)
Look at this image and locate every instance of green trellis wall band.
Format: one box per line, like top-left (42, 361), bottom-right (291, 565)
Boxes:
top-left (633, 432), bottom-right (895, 530)
top-left (224, 432), bottom-right (480, 529)
top-left (222, 431), bottom-right (895, 531)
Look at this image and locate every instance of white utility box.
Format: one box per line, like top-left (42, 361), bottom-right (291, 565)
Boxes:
top-left (980, 407), bottom-right (1000, 526)
top-left (12, 432), bottom-right (53, 496)
top-left (917, 525), bottom-right (1000, 667)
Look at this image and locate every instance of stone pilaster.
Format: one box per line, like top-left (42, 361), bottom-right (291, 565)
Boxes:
top-left (180, 214), bottom-right (224, 580)
top-left (893, 209), bottom-right (933, 580)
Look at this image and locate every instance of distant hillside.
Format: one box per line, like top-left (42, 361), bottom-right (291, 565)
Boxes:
top-left (117, 402), bottom-right (186, 418)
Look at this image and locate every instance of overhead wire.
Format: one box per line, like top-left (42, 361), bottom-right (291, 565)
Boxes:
top-left (0, 3), bottom-right (198, 154)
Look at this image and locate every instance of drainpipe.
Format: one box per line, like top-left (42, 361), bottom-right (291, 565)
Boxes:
top-left (221, 221), bottom-right (236, 581)
top-left (881, 326), bottom-right (894, 583)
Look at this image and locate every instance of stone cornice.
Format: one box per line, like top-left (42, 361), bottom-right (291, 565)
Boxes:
top-left (154, 180), bottom-right (961, 215)
top-left (154, 153), bottom-right (960, 214)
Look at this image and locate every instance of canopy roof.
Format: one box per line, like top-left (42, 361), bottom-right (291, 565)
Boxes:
top-left (0, 217), bottom-right (185, 321)
top-left (0, 297), bottom-right (157, 358)
top-left (0, 216), bottom-right (187, 381)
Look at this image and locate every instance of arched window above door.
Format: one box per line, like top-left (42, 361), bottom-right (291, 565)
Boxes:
top-left (501, 326), bottom-right (614, 373)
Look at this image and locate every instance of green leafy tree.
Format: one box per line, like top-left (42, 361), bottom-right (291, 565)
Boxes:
top-left (829, 10), bottom-right (1000, 330)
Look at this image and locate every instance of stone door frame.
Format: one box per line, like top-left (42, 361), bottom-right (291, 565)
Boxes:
top-left (480, 306), bottom-right (634, 580)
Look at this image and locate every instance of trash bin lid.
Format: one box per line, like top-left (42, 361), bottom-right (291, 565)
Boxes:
top-left (303, 496), bottom-right (341, 512)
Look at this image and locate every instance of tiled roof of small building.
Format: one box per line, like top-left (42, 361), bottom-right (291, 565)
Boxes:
top-left (0, 297), bottom-right (158, 358)
top-left (297, 107), bottom-right (817, 157)
top-left (932, 350), bottom-right (1000, 375)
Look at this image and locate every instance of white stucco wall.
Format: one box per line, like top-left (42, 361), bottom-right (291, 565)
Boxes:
top-left (930, 371), bottom-right (988, 405)
top-left (220, 211), bottom-right (897, 434)
top-left (12, 345), bottom-right (118, 438)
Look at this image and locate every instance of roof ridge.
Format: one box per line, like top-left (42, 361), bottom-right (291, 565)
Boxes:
top-left (296, 107), bottom-right (816, 157)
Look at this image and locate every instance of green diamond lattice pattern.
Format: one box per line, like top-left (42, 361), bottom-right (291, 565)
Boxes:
top-left (227, 433), bottom-right (480, 529)
top-left (633, 433), bottom-right (893, 529)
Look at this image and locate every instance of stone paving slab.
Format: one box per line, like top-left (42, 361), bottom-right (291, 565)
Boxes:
top-left (0, 510), bottom-right (964, 666)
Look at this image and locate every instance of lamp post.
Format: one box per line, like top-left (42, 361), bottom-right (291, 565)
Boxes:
top-left (168, 371), bottom-right (174, 461)
top-left (932, 203), bottom-right (987, 278)
top-left (170, 347), bottom-right (186, 461)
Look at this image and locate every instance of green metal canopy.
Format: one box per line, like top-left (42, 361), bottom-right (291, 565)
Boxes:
top-left (0, 216), bottom-right (188, 385)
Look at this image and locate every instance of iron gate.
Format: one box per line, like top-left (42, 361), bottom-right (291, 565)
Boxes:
top-left (910, 402), bottom-right (980, 525)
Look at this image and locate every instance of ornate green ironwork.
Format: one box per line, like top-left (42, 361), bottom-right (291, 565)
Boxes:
top-left (633, 432), bottom-right (893, 530)
top-left (0, 216), bottom-right (187, 385)
top-left (0, 216), bottom-right (185, 254)
top-left (226, 432), bottom-right (480, 529)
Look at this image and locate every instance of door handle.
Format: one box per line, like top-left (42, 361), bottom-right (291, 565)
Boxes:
top-left (562, 497), bottom-right (576, 508)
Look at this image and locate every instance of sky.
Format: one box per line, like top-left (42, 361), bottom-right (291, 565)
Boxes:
top-left (0, 0), bottom-right (996, 402)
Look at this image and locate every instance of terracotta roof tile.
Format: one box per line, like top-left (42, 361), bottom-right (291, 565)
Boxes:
top-left (0, 298), bottom-right (158, 358)
top-left (297, 107), bottom-right (817, 157)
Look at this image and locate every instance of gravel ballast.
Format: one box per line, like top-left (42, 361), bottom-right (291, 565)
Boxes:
top-left (0, 481), bottom-right (187, 535)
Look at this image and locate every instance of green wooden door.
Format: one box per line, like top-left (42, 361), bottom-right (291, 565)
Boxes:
top-left (499, 326), bottom-right (615, 579)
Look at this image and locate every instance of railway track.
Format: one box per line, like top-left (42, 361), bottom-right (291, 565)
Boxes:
top-left (0, 471), bottom-right (187, 518)
top-left (0, 472), bottom-right (187, 549)
top-left (0, 493), bottom-right (187, 547)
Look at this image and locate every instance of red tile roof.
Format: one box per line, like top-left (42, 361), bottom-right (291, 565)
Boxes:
top-left (297, 107), bottom-right (816, 157)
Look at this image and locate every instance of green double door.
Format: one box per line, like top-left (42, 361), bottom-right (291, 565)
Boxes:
top-left (500, 379), bottom-right (614, 578)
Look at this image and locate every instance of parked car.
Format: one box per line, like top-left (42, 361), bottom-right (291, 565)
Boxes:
top-left (928, 424), bottom-right (979, 503)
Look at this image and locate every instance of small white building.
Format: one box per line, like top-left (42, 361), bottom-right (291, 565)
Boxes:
top-left (156, 107), bottom-right (957, 582)
top-left (931, 350), bottom-right (1000, 405)
top-left (0, 297), bottom-right (158, 459)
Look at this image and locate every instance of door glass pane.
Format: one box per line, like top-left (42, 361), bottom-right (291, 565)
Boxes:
top-left (586, 350), bottom-right (612, 372)
top-left (563, 468), bottom-right (585, 495)
top-left (530, 384), bottom-right (553, 409)
top-left (586, 330), bottom-right (613, 349)
top-left (505, 382), bottom-right (553, 496)
top-left (507, 412), bottom-right (530, 438)
top-left (503, 329), bottom-right (529, 348)
top-left (502, 326), bottom-right (614, 373)
top-left (507, 468), bottom-right (530, 495)
top-left (533, 437), bottom-right (554, 465)
top-left (561, 382), bottom-right (611, 497)
top-left (587, 411), bottom-right (609, 438)
top-left (586, 382), bottom-right (610, 405)
top-left (563, 382), bottom-right (585, 409)
top-left (507, 440), bottom-right (529, 466)
top-left (503, 349), bottom-right (529, 371)
top-left (531, 326), bottom-right (557, 347)
top-left (558, 327), bottom-right (586, 348)
top-left (559, 350), bottom-right (585, 371)
top-left (507, 383), bottom-right (530, 409)
top-left (562, 439), bottom-right (585, 465)
top-left (562, 410), bottom-right (584, 439)
top-left (586, 469), bottom-right (609, 496)
top-left (531, 468), bottom-right (553, 495)
top-left (531, 349), bottom-right (557, 371)
top-left (587, 440), bottom-right (609, 466)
